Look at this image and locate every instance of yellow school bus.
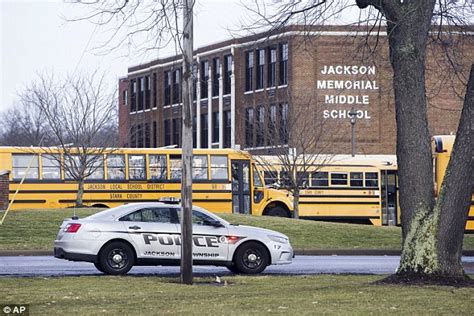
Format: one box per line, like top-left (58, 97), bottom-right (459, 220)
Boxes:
top-left (432, 135), bottom-right (474, 232)
top-left (256, 155), bottom-right (399, 226)
top-left (0, 147), bottom-right (293, 216)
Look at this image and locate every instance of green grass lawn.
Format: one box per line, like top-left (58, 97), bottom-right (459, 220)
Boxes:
top-left (1, 275), bottom-right (473, 315)
top-left (0, 208), bottom-right (473, 251)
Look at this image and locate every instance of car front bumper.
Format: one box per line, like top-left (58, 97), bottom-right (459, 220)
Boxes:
top-left (269, 242), bottom-right (294, 265)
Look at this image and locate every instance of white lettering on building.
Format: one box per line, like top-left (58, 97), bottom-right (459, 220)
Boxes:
top-left (317, 64), bottom-right (378, 120)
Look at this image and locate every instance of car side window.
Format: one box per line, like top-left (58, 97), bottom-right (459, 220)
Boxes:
top-left (119, 208), bottom-right (173, 223)
top-left (119, 210), bottom-right (142, 222)
top-left (152, 208), bottom-right (172, 223)
top-left (192, 211), bottom-right (216, 226)
top-left (176, 209), bottom-right (218, 226)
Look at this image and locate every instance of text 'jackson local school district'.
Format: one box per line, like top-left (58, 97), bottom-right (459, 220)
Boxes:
top-left (318, 65), bottom-right (378, 120)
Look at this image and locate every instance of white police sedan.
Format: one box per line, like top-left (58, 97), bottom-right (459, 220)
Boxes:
top-left (54, 202), bottom-right (293, 275)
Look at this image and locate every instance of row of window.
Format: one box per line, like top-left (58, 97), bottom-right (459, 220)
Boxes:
top-left (245, 103), bottom-right (289, 148)
top-left (128, 75), bottom-right (156, 112)
top-left (163, 55), bottom-right (233, 107)
top-left (11, 154), bottom-right (229, 182)
top-left (190, 111), bottom-right (232, 148)
top-left (130, 122), bottom-right (158, 148)
top-left (245, 43), bottom-right (288, 92)
top-left (125, 56), bottom-right (233, 112)
top-left (129, 111), bottom-right (232, 149)
top-left (263, 171), bottom-right (379, 188)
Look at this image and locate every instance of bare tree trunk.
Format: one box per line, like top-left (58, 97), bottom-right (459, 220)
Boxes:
top-left (434, 65), bottom-right (474, 277)
top-left (387, 1), bottom-right (436, 242)
top-left (293, 188), bottom-right (299, 219)
top-left (381, 1), bottom-right (440, 276)
top-left (180, 0), bottom-right (194, 285)
top-left (354, 0), bottom-right (472, 282)
top-left (76, 180), bottom-right (84, 208)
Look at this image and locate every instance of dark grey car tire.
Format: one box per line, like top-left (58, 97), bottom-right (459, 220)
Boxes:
top-left (99, 241), bottom-right (135, 275)
top-left (94, 262), bottom-right (105, 273)
top-left (233, 242), bottom-right (269, 274)
top-left (226, 265), bottom-right (240, 274)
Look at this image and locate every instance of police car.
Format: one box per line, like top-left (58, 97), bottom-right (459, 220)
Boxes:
top-left (54, 202), bottom-right (293, 275)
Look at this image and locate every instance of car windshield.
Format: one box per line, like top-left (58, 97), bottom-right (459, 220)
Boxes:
top-left (176, 206), bottom-right (230, 226)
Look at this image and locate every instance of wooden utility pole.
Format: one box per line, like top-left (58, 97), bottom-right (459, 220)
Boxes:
top-left (180, 0), bottom-right (194, 285)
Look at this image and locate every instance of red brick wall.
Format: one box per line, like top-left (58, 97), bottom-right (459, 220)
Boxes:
top-left (289, 32), bottom-right (473, 154)
top-left (119, 26), bottom-right (473, 154)
top-left (0, 171), bottom-right (10, 210)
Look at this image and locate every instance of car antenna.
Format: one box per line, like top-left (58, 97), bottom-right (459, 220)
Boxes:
top-left (72, 207), bottom-right (79, 220)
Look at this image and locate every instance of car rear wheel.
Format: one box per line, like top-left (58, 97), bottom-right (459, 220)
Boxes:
top-left (233, 242), bottom-right (269, 274)
top-left (99, 241), bottom-right (135, 275)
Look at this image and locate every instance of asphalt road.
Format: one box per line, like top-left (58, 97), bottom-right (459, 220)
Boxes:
top-left (1, 255), bottom-right (474, 277)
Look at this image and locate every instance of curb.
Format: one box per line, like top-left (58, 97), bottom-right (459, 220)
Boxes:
top-left (294, 249), bottom-right (402, 256)
top-left (1, 249), bottom-right (473, 257)
top-left (0, 250), bottom-right (53, 256)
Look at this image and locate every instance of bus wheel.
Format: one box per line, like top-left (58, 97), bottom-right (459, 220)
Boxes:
top-left (267, 206), bottom-right (289, 217)
top-left (98, 241), bottom-right (135, 275)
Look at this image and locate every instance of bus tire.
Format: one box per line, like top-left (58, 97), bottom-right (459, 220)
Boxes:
top-left (233, 241), bottom-right (269, 274)
top-left (267, 206), bottom-right (289, 218)
top-left (98, 241), bottom-right (135, 275)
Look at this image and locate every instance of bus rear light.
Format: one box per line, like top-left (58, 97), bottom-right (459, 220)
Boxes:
top-left (64, 223), bottom-right (82, 233)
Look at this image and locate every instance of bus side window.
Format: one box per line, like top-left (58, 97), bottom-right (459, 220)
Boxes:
top-left (297, 172), bottom-right (309, 188)
top-left (330, 173), bottom-right (348, 186)
top-left (210, 156), bottom-right (228, 180)
top-left (253, 166), bottom-right (263, 187)
top-left (350, 172), bottom-right (363, 187)
top-left (12, 154), bottom-right (39, 180)
top-left (279, 170), bottom-right (292, 187)
top-left (365, 172), bottom-right (379, 188)
top-left (311, 171), bottom-right (328, 187)
top-left (192, 155), bottom-right (208, 180)
top-left (42, 154), bottom-right (61, 180)
top-left (87, 155), bottom-right (105, 180)
top-left (150, 154), bottom-right (167, 181)
top-left (64, 155), bottom-right (80, 180)
top-left (107, 154), bottom-right (126, 180)
top-left (129, 155), bottom-right (146, 180)
top-left (169, 154), bottom-right (182, 181)
top-left (263, 170), bottom-right (278, 185)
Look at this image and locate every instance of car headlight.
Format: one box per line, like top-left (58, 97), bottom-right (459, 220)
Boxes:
top-left (268, 235), bottom-right (289, 244)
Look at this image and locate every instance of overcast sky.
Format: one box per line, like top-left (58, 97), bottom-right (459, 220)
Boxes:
top-left (0, 0), bottom-right (255, 113)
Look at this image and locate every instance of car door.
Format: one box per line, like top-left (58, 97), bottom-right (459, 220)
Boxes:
top-left (179, 209), bottom-right (229, 262)
top-left (120, 207), bottom-right (180, 260)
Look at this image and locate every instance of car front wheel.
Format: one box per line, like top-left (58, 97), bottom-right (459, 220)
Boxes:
top-left (99, 241), bottom-right (135, 275)
top-left (94, 262), bottom-right (105, 273)
top-left (233, 242), bottom-right (269, 274)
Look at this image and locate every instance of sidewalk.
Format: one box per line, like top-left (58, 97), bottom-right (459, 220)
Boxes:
top-left (1, 249), bottom-right (474, 256)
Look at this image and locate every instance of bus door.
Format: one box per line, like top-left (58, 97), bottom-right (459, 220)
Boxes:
top-left (381, 170), bottom-right (398, 226)
top-left (231, 160), bottom-right (251, 214)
